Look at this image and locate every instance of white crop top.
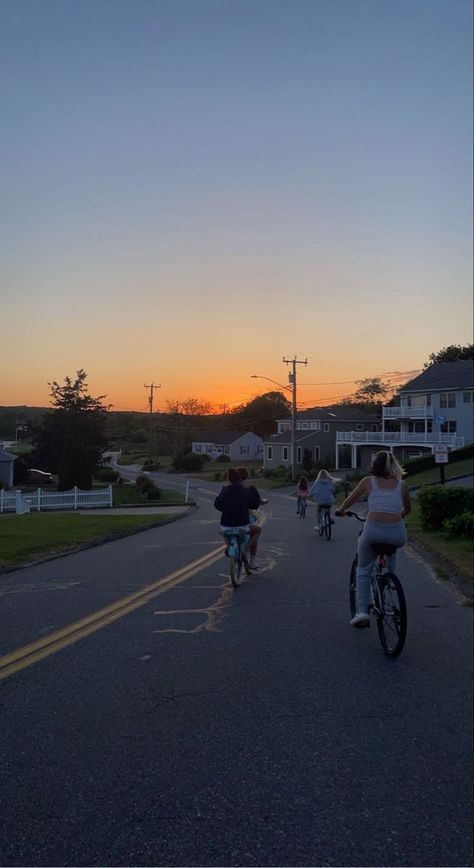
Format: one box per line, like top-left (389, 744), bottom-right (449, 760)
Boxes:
top-left (367, 477), bottom-right (403, 514)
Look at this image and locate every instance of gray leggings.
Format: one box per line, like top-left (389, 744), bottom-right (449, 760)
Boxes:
top-left (356, 519), bottom-right (407, 614)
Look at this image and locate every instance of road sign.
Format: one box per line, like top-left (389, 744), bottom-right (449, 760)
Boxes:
top-left (433, 444), bottom-right (449, 464)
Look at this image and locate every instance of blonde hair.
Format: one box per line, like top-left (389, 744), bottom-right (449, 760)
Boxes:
top-left (316, 469), bottom-right (340, 484)
top-left (370, 450), bottom-right (405, 480)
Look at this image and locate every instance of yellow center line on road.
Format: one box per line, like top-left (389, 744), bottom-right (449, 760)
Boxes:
top-left (0, 545), bottom-right (224, 682)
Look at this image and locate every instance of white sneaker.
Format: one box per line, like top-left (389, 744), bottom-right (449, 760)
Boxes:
top-left (350, 612), bottom-right (370, 628)
top-left (249, 556), bottom-right (259, 570)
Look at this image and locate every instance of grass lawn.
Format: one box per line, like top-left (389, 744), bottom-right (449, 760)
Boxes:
top-left (405, 457), bottom-right (473, 488)
top-left (0, 512), bottom-right (173, 569)
top-left (405, 500), bottom-right (473, 581)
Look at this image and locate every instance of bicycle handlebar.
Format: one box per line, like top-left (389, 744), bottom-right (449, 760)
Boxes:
top-left (335, 509), bottom-right (366, 521)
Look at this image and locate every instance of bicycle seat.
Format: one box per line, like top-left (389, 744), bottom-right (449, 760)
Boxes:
top-left (371, 543), bottom-right (397, 556)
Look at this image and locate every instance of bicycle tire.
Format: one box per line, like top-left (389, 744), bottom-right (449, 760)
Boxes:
top-left (376, 571), bottom-right (407, 657)
top-left (300, 500), bottom-right (306, 519)
top-left (230, 554), bottom-right (243, 587)
top-left (349, 556), bottom-right (358, 617)
top-left (324, 511), bottom-right (331, 541)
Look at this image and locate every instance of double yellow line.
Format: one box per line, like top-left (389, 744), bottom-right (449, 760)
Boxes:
top-left (0, 545), bottom-right (224, 682)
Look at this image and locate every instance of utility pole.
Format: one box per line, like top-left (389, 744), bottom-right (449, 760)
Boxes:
top-left (282, 356), bottom-right (307, 481)
top-left (144, 381), bottom-right (161, 465)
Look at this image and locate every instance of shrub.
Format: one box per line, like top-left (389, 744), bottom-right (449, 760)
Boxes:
top-left (442, 511), bottom-right (474, 539)
top-left (417, 485), bottom-right (474, 531)
top-left (214, 471), bottom-right (223, 481)
top-left (94, 467), bottom-right (119, 483)
top-left (215, 454), bottom-right (231, 463)
top-left (142, 460), bottom-right (160, 471)
top-left (403, 443), bottom-right (474, 477)
top-left (171, 452), bottom-right (205, 472)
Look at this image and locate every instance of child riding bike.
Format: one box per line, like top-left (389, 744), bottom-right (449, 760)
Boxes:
top-left (337, 450), bottom-right (411, 628)
top-left (309, 469), bottom-right (338, 527)
top-left (295, 476), bottom-right (310, 516)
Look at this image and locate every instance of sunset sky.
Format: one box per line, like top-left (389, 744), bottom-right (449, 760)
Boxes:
top-left (1, 0), bottom-right (472, 413)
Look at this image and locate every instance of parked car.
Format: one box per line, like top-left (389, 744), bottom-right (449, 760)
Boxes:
top-left (29, 469), bottom-right (53, 484)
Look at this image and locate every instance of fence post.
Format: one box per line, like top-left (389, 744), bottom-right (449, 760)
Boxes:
top-left (185, 480), bottom-right (189, 503)
top-left (0, 489), bottom-right (3, 513)
top-left (108, 484), bottom-right (112, 507)
top-left (37, 487), bottom-right (41, 512)
top-left (74, 485), bottom-right (78, 510)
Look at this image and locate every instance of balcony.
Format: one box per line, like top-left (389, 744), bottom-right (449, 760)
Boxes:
top-left (382, 405), bottom-right (433, 420)
top-left (336, 431), bottom-right (464, 449)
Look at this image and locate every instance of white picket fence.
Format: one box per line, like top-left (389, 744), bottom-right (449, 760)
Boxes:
top-left (0, 485), bottom-right (113, 514)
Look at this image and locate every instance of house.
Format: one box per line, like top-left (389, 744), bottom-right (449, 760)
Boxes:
top-left (191, 430), bottom-right (264, 462)
top-left (263, 406), bottom-right (379, 471)
top-left (336, 361), bottom-right (473, 470)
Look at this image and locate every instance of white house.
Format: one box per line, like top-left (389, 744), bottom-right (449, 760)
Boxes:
top-left (191, 430), bottom-right (264, 462)
top-left (336, 361), bottom-right (473, 469)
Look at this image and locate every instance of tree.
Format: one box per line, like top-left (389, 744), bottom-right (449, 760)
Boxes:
top-left (31, 370), bottom-right (109, 490)
top-left (231, 391), bottom-right (291, 438)
top-left (165, 396), bottom-right (214, 455)
top-left (424, 344), bottom-right (474, 368)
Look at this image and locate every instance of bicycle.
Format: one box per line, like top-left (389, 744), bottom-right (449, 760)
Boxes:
top-left (222, 526), bottom-right (252, 587)
top-left (336, 510), bottom-right (407, 657)
top-left (318, 505), bottom-right (332, 541)
top-left (297, 496), bottom-right (307, 518)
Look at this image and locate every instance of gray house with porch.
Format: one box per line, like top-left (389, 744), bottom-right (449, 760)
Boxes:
top-left (263, 406), bottom-right (379, 471)
top-left (336, 361), bottom-right (473, 470)
top-left (192, 430), bottom-right (264, 461)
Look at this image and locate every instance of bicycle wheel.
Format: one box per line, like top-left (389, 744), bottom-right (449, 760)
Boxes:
top-left (324, 511), bottom-right (331, 541)
top-left (349, 557), bottom-right (358, 617)
top-left (230, 553), bottom-right (243, 587)
top-left (376, 572), bottom-right (407, 657)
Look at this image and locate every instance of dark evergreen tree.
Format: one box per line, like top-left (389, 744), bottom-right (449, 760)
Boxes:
top-left (31, 370), bottom-right (109, 490)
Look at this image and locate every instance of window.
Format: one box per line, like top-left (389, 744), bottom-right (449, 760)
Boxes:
top-left (239, 445), bottom-right (248, 455)
top-left (440, 421), bottom-right (457, 433)
top-left (463, 391), bottom-right (473, 403)
top-left (372, 424), bottom-right (378, 432)
top-left (266, 445), bottom-right (273, 460)
top-left (314, 446), bottom-right (320, 461)
top-left (440, 392), bottom-right (456, 409)
top-left (195, 444), bottom-right (201, 453)
top-left (279, 422), bottom-right (291, 433)
top-left (297, 446), bottom-right (302, 463)
top-left (310, 422), bottom-right (321, 431)
top-left (283, 446), bottom-right (289, 461)
top-left (356, 424), bottom-right (364, 431)
top-left (407, 395), bottom-right (431, 407)
top-left (409, 421), bottom-right (432, 433)
top-left (323, 422), bottom-right (329, 432)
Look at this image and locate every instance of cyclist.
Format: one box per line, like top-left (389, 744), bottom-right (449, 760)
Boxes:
top-left (338, 450), bottom-right (411, 627)
top-left (214, 467), bottom-right (261, 566)
top-left (237, 467), bottom-right (267, 569)
top-left (295, 476), bottom-right (310, 515)
top-left (309, 469), bottom-right (338, 527)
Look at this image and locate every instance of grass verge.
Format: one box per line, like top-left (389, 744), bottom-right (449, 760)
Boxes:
top-left (405, 457), bottom-right (473, 488)
top-left (406, 501), bottom-right (473, 587)
top-left (0, 512), bottom-right (174, 569)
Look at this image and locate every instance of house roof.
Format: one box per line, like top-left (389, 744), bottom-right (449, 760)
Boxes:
top-left (277, 404), bottom-right (379, 423)
top-left (265, 431), bottom-right (323, 446)
top-left (399, 361), bottom-right (473, 392)
top-left (193, 430), bottom-right (261, 445)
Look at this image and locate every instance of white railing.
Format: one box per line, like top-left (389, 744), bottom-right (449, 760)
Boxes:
top-left (382, 406), bottom-right (433, 419)
top-left (0, 485), bottom-right (113, 514)
top-left (336, 432), bottom-right (464, 448)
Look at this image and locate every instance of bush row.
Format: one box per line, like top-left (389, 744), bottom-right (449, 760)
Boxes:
top-left (417, 485), bottom-right (474, 531)
top-left (403, 444), bottom-right (473, 477)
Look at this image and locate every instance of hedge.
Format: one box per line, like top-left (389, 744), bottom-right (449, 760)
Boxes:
top-left (403, 444), bottom-right (474, 477)
top-left (417, 485), bottom-right (474, 531)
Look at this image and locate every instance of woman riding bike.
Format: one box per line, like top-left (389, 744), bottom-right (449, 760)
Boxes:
top-left (214, 467), bottom-right (261, 566)
top-left (338, 451), bottom-right (411, 627)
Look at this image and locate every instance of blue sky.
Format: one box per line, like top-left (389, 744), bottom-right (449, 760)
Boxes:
top-left (1, 0), bottom-right (472, 409)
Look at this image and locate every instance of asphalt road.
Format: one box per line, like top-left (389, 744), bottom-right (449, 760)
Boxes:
top-left (0, 472), bottom-right (472, 867)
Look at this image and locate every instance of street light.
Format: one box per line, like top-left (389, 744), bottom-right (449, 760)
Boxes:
top-left (250, 374), bottom-right (292, 394)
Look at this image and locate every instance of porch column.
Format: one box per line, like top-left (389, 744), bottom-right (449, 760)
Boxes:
top-left (351, 444), bottom-right (357, 469)
top-left (335, 444), bottom-right (339, 470)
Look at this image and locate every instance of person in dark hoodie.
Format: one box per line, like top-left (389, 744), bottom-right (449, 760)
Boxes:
top-left (309, 469), bottom-right (339, 526)
top-left (214, 468), bottom-right (261, 561)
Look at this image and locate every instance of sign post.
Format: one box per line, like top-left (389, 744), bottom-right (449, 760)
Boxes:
top-left (433, 444), bottom-right (448, 485)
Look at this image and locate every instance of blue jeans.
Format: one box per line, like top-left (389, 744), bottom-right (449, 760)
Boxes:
top-left (356, 520), bottom-right (407, 614)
